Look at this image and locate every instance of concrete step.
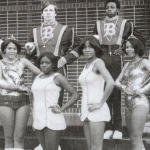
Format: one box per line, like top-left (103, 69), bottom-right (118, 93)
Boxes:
top-left (0, 123), bottom-right (150, 150)
top-left (61, 138), bottom-right (150, 150)
top-left (0, 138), bottom-right (150, 150)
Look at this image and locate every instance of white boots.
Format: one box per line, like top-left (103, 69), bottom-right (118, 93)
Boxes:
top-left (103, 130), bottom-right (113, 139)
top-left (112, 130), bottom-right (123, 139)
top-left (103, 130), bottom-right (123, 139)
top-left (34, 144), bottom-right (43, 150)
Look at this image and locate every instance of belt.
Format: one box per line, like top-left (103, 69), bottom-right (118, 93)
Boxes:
top-left (0, 94), bottom-right (29, 102)
top-left (101, 45), bottom-right (120, 56)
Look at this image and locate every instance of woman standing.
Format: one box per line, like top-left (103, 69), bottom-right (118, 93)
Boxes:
top-left (31, 52), bottom-right (79, 150)
top-left (78, 36), bottom-right (114, 150)
top-left (0, 37), bottom-right (41, 150)
top-left (116, 37), bottom-right (150, 150)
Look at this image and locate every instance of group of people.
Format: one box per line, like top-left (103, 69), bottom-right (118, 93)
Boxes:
top-left (0, 0), bottom-right (149, 150)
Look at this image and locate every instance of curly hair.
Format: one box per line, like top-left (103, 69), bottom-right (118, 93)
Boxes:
top-left (77, 35), bottom-right (103, 58)
top-left (37, 52), bottom-right (58, 72)
top-left (1, 39), bottom-right (21, 54)
top-left (125, 38), bottom-right (145, 57)
top-left (105, 0), bottom-right (120, 9)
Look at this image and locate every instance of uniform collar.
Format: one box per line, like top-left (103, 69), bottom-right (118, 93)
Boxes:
top-left (43, 21), bottom-right (58, 27)
top-left (105, 15), bottom-right (119, 21)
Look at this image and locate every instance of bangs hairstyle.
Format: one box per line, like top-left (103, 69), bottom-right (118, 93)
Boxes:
top-left (105, 0), bottom-right (120, 9)
top-left (78, 36), bottom-right (103, 58)
top-left (41, 1), bottom-right (58, 14)
top-left (37, 52), bottom-right (58, 72)
top-left (126, 38), bottom-right (145, 57)
top-left (1, 39), bottom-right (21, 54)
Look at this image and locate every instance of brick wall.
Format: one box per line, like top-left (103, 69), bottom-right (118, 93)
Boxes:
top-left (0, 0), bottom-right (150, 126)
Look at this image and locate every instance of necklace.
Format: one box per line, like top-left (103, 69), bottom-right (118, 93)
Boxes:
top-left (4, 56), bottom-right (18, 63)
top-left (103, 16), bottom-right (119, 42)
top-left (41, 22), bottom-right (57, 49)
top-left (103, 17), bottom-right (119, 56)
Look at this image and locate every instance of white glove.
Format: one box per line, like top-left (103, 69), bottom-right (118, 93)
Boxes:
top-left (0, 39), bottom-right (4, 58)
top-left (93, 34), bottom-right (99, 40)
top-left (25, 42), bottom-right (35, 54)
top-left (57, 57), bottom-right (67, 68)
top-left (0, 39), bottom-right (3, 48)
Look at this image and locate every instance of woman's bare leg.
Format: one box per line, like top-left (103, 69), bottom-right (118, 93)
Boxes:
top-left (14, 105), bottom-right (30, 148)
top-left (130, 106), bottom-right (148, 150)
top-left (0, 106), bottom-right (15, 148)
top-left (90, 121), bottom-right (106, 150)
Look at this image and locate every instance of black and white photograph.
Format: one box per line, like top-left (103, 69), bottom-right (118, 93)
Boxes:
top-left (0, 0), bottom-right (150, 150)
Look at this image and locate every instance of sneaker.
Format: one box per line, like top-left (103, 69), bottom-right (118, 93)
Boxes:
top-left (112, 130), bottom-right (123, 139)
top-left (103, 130), bottom-right (113, 139)
top-left (34, 144), bottom-right (43, 150)
top-left (58, 145), bottom-right (61, 150)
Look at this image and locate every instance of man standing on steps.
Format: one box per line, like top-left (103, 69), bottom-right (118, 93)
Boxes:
top-left (25, 1), bottom-right (80, 150)
top-left (93, 0), bottom-right (146, 139)
top-left (25, 1), bottom-right (80, 107)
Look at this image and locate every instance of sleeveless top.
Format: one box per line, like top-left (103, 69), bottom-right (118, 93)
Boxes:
top-left (79, 59), bottom-right (110, 122)
top-left (31, 72), bottom-right (66, 130)
top-left (1, 58), bottom-right (25, 96)
top-left (122, 59), bottom-right (149, 91)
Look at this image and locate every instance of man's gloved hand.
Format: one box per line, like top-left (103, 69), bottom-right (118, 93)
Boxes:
top-left (0, 39), bottom-right (4, 59)
top-left (114, 47), bottom-right (123, 55)
top-left (57, 57), bottom-right (67, 68)
top-left (25, 42), bottom-right (35, 54)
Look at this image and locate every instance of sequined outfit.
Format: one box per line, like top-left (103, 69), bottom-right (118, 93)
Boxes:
top-left (122, 59), bottom-right (149, 111)
top-left (0, 59), bottom-right (30, 109)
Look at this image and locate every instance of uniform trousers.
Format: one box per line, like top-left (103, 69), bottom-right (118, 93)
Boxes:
top-left (101, 45), bottom-right (122, 132)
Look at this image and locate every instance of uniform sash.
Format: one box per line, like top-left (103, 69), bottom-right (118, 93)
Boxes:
top-left (97, 17), bottom-right (127, 45)
top-left (33, 24), bottom-right (67, 56)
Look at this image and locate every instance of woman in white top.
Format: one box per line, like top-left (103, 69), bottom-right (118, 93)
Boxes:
top-left (78, 36), bottom-right (114, 150)
top-left (31, 52), bottom-right (79, 150)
